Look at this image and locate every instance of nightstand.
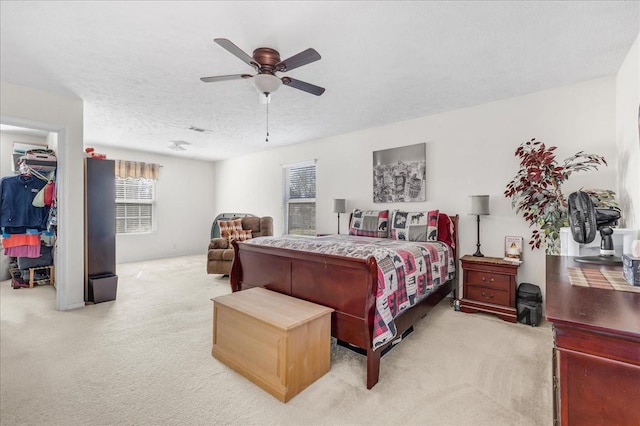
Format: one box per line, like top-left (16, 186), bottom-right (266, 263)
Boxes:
top-left (459, 255), bottom-right (520, 323)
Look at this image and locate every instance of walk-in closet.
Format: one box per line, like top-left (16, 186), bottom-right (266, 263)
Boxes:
top-left (1, 135), bottom-right (57, 289)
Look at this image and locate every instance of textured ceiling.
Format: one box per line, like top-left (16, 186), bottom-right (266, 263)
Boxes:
top-left (1, 1), bottom-right (638, 161)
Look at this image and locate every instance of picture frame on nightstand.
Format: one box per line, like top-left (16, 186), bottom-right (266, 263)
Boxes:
top-left (504, 236), bottom-right (523, 263)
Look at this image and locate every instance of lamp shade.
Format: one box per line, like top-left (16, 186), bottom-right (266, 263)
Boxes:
top-left (469, 195), bottom-right (490, 215)
top-left (252, 74), bottom-right (282, 95)
top-left (333, 199), bottom-right (346, 214)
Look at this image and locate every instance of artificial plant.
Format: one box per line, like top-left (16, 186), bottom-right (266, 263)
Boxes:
top-left (504, 138), bottom-right (610, 254)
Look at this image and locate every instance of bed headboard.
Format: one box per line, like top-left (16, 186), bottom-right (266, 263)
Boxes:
top-left (449, 214), bottom-right (459, 267)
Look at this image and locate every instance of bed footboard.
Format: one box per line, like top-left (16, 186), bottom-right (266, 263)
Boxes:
top-left (230, 240), bottom-right (384, 386)
top-left (229, 232), bottom-right (457, 389)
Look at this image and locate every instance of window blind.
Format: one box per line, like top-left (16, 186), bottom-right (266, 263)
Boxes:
top-left (115, 177), bottom-right (155, 234)
top-left (284, 161), bottom-right (316, 235)
top-left (116, 204), bottom-right (153, 234)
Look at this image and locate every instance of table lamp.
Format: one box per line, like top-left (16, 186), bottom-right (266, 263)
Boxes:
top-left (470, 195), bottom-right (490, 257)
top-left (333, 199), bottom-right (346, 234)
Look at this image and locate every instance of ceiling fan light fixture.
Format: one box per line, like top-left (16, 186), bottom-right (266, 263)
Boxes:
top-left (252, 73), bottom-right (282, 95)
top-left (202, 39), bottom-right (325, 97)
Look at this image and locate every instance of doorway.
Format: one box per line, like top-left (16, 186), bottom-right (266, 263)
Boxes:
top-left (1, 124), bottom-right (58, 301)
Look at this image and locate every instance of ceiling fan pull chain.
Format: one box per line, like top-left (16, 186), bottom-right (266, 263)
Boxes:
top-left (266, 100), bottom-right (269, 142)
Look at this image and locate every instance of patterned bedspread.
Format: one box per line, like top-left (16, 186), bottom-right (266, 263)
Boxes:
top-left (244, 234), bottom-right (455, 350)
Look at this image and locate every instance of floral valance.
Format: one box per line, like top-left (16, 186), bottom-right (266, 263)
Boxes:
top-left (114, 160), bottom-right (160, 180)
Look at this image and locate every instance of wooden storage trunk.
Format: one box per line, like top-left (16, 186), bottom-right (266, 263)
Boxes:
top-left (212, 287), bottom-right (333, 402)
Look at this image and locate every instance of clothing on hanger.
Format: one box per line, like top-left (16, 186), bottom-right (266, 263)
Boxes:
top-left (0, 174), bottom-right (49, 229)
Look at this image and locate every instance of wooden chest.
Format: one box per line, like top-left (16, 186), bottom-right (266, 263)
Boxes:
top-left (212, 287), bottom-right (333, 402)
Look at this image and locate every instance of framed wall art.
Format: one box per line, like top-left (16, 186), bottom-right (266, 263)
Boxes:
top-left (373, 143), bottom-right (426, 203)
top-left (504, 236), bottom-right (523, 262)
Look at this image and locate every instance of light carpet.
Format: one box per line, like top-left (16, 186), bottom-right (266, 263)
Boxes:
top-left (0, 254), bottom-right (553, 425)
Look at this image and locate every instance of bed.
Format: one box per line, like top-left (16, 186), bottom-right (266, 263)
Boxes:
top-left (229, 210), bottom-right (458, 389)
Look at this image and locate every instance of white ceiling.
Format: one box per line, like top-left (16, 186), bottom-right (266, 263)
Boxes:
top-left (1, 1), bottom-right (638, 161)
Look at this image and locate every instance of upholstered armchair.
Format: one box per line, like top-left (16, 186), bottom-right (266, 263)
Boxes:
top-left (207, 216), bottom-right (273, 275)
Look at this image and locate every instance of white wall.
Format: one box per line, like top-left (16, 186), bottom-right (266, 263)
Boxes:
top-left (88, 145), bottom-right (215, 263)
top-left (1, 81), bottom-right (85, 311)
top-left (616, 32), bottom-right (640, 231)
top-left (0, 132), bottom-right (48, 281)
top-left (214, 77), bottom-right (618, 300)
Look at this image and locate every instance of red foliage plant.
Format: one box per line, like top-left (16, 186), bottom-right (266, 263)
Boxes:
top-left (504, 138), bottom-right (607, 254)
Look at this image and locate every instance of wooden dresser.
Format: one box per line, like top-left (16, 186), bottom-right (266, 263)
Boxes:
top-left (460, 255), bottom-right (520, 322)
top-left (545, 256), bottom-right (640, 425)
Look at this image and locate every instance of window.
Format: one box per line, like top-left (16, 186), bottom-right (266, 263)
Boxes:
top-left (115, 177), bottom-right (155, 234)
top-left (283, 160), bottom-right (316, 235)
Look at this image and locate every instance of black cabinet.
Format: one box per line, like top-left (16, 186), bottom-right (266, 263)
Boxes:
top-left (84, 158), bottom-right (117, 303)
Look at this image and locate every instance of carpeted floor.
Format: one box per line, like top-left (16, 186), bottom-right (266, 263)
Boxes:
top-left (0, 254), bottom-right (553, 425)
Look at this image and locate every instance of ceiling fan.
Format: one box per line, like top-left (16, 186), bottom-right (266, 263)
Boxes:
top-left (200, 38), bottom-right (325, 100)
top-left (168, 141), bottom-right (189, 151)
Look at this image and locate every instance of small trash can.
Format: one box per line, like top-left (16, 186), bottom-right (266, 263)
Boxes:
top-left (88, 273), bottom-right (118, 303)
top-left (517, 282), bottom-right (542, 326)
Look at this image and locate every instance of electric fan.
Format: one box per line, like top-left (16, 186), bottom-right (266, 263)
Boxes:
top-left (567, 190), bottom-right (622, 265)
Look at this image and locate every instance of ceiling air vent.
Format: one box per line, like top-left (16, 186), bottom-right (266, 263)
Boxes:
top-left (188, 126), bottom-right (211, 133)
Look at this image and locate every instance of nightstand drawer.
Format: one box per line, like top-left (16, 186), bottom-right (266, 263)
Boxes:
top-left (466, 285), bottom-right (510, 306)
top-left (467, 270), bottom-right (510, 290)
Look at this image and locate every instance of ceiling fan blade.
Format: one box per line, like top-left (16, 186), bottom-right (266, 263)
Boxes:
top-left (200, 74), bottom-right (252, 83)
top-left (276, 48), bottom-right (321, 72)
top-left (282, 77), bottom-right (325, 96)
top-left (214, 38), bottom-right (259, 70)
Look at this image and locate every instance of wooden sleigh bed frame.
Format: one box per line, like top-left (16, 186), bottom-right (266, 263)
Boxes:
top-left (229, 215), bottom-right (459, 389)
